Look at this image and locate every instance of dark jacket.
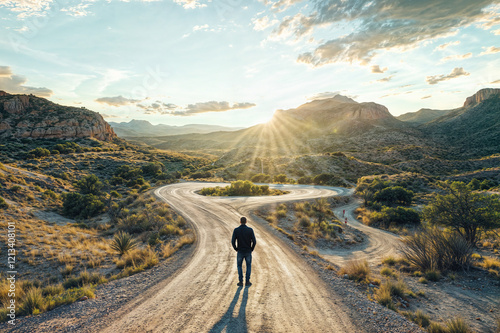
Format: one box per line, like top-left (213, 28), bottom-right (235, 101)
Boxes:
top-left (231, 224), bottom-right (256, 252)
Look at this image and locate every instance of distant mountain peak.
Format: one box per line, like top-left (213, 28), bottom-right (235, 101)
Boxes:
top-left (463, 88), bottom-right (500, 108)
top-left (330, 94), bottom-right (357, 104)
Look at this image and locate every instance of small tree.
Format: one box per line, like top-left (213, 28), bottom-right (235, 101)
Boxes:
top-left (76, 174), bottom-right (103, 195)
top-left (423, 181), bottom-right (500, 246)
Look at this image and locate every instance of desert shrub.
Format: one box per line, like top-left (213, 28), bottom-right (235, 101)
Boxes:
top-left (63, 193), bottom-right (105, 218)
top-left (425, 270), bottom-right (441, 282)
top-left (445, 317), bottom-right (471, 333)
top-left (52, 142), bottom-right (82, 154)
top-left (0, 197), bottom-right (8, 209)
top-left (118, 247), bottom-right (158, 268)
top-left (41, 284), bottom-right (64, 297)
top-left (373, 186), bottom-right (414, 206)
top-left (141, 162), bottom-right (163, 176)
top-left (401, 228), bottom-right (472, 272)
top-left (371, 206), bottom-right (420, 227)
top-left (428, 322), bottom-right (447, 333)
top-left (190, 171), bottom-right (212, 179)
top-left (312, 173), bottom-right (344, 186)
top-left (251, 173), bottom-right (272, 183)
top-left (200, 181), bottom-right (284, 196)
top-left (402, 310), bottom-right (431, 328)
top-left (380, 267), bottom-right (393, 277)
top-left (374, 283), bottom-right (395, 309)
top-left (27, 147), bottom-right (50, 159)
top-left (62, 271), bottom-right (106, 289)
top-left (382, 256), bottom-right (397, 266)
top-left (111, 231), bottom-right (138, 255)
top-left (10, 185), bottom-right (22, 192)
top-left (19, 287), bottom-right (45, 315)
top-left (43, 189), bottom-right (58, 200)
top-left (482, 257), bottom-right (500, 270)
top-left (297, 176), bottom-right (313, 184)
top-left (75, 174), bottom-right (103, 195)
top-left (114, 165), bottom-right (142, 180)
top-left (340, 259), bottom-right (370, 282)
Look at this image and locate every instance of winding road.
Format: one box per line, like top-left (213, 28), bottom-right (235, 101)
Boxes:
top-left (101, 182), bottom-right (401, 332)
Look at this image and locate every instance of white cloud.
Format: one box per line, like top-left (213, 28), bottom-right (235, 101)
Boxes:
top-left (252, 16), bottom-right (279, 31)
top-left (440, 53), bottom-right (473, 62)
top-left (61, 3), bottom-right (91, 17)
top-left (0, 0), bottom-right (53, 18)
top-left (193, 24), bottom-right (209, 32)
top-left (0, 66), bottom-right (53, 97)
top-left (426, 67), bottom-right (470, 85)
top-left (173, 0), bottom-right (207, 9)
top-left (371, 65), bottom-right (387, 73)
top-left (435, 41), bottom-right (461, 51)
top-left (479, 46), bottom-right (500, 55)
top-left (95, 95), bottom-right (140, 106)
top-left (272, 0), bottom-right (499, 66)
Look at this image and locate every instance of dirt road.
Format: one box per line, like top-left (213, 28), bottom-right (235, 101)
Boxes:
top-left (321, 201), bottom-right (402, 265)
top-left (101, 182), bottom-right (360, 333)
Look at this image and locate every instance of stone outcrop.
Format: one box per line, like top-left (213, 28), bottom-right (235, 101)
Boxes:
top-left (463, 88), bottom-right (500, 108)
top-left (0, 91), bottom-right (116, 141)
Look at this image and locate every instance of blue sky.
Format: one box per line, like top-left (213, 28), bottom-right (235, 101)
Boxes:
top-left (1, 0), bottom-right (499, 127)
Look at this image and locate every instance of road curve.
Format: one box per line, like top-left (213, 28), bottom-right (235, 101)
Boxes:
top-left (321, 201), bottom-right (402, 265)
top-left (101, 182), bottom-right (360, 333)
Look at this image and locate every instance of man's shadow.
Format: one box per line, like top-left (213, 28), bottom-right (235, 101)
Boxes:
top-left (209, 286), bottom-right (249, 333)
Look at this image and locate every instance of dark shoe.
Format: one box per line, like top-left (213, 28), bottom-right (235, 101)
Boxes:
top-left (237, 281), bottom-right (243, 286)
top-left (245, 281), bottom-right (252, 286)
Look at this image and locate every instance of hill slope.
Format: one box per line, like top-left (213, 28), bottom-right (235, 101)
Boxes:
top-left (422, 88), bottom-right (500, 157)
top-left (397, 108), bottom-right (451, 124)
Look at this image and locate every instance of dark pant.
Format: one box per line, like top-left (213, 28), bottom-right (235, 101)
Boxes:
top-left (237, 251), bottom-right (252, 282)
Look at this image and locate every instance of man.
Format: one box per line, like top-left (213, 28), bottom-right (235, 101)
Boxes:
top-left (231, 216), bottom-right (256, 287)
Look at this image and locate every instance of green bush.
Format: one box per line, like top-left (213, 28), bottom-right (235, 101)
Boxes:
top-left (371, 206), bottom-right (420, 227)
top-left (27, 147), bottom-right (50, 159)
top-left (141, 162), bottom-right (163, 176)
top-left (298, 176), bottom-right (313, 184)
top-left (373, 186), bottom-right (414, 206)
top-left (312, 173), bottom-right (344, 186)
top-left (251, 173), bottom-right (272, 183)
top-left (0, 196), bottom-right (8, 209)
top-left (75, 174), bottom-right (103, 195)
top-left (63, 193), bottom-right (105, 218)
top-left (200, 180), bottom-right (285, 197)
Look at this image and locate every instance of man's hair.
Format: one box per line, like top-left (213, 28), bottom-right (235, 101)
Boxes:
top-left (240, 216), bottom-right (247, 224)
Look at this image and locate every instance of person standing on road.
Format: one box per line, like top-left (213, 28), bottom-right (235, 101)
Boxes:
top-left (231, 216), bottom-right (256, 287)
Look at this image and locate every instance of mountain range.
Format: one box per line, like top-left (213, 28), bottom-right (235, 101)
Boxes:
top-left (109, 119), bottom-right (244, 137)
top-left (1, 88), bottom-right (498, 183)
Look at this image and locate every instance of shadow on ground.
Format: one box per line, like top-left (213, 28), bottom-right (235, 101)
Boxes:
top-left (209, 286), bottom-right (249, 333)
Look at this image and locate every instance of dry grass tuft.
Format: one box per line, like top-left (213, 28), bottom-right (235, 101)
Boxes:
top-left (339, 259), bottom-right (370, 282)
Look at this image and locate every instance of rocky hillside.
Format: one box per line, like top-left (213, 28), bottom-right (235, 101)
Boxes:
top-left (422, 88), bottom-right (500, 157)
top-left (0, 91), bottom-right (116, 141)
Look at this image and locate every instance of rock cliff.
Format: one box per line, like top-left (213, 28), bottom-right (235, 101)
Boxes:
top-left (0, 91), bottom-right (116, 141)
top-left (463, 88), bottom-right (500, 107)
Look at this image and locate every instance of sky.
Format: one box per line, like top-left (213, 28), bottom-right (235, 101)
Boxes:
top-left (0, 0), bottom-right (499, 128)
